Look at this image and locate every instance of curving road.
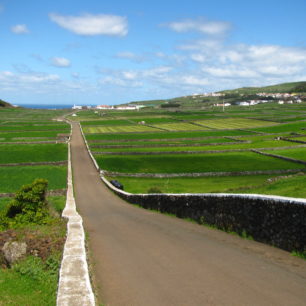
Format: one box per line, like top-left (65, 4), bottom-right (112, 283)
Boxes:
top-left (70, 122), bottom-right (306, 306)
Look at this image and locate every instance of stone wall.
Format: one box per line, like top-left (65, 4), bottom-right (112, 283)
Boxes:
top-left (102, 168), bottom-right (303, 178)
top-left (101, 176), bottom-right (306, 253)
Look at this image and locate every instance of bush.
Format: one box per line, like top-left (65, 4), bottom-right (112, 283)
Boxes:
top-left (147, 186), bottom-right (163, 194)
top-left (1, 179), bottom-right (52, 229)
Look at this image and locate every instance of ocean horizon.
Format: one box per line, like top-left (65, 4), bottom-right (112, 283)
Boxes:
top-left (16, 104), bottom-right (96, 109)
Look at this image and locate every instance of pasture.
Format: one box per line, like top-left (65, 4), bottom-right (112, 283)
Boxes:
top-left (95, 152), bottom-right (304, 174)
top-left (0, 165), bottom-right (67, 192)
top-left (80, 103), bottom-right (306, 197)
top-left (0, 143), bottom-right (67, 164)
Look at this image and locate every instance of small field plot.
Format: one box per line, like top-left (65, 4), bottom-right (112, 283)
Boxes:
top-left (128, 117), bottom-right (178, 124)
top-left (245, 173), bottom-right (306, 198)
top-left (0, 131), bottom-right (65, 142)
top-left (0, 165), bottom-right (67, 193)
top-left (105, 174), bottom-right (280, 194)
top-left (150, 122), bottom-right (210, 131)
top-left (91, 139), bottom-right (300, 153)
top-left (95, 151), bottom-right (304, 174)
top-left (265, 148), bottom-right (306, 162)
top-left (250, 121), bottom-right (306, 133)
top-left (0, 124), bottom-right (69, 132)
top-left (85, 129), bottom-right (256, 141)
top-left (80, 119), bottom-right (134, 126)
top-left (83, 125), bottom-right (161, 134)
top-left (89, 137), bottom-right (237, 147)
top-left (193, 118), bottom-right (277, 129)
top-left (0, 144), bottom-right (67, 164)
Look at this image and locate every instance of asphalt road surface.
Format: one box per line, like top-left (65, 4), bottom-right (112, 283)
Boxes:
top-left (71, 122), bottom-right (306, 306)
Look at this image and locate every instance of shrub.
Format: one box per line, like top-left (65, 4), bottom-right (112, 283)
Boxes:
top-left (2, 179), bottom-right (51, 228)
top-left (147, 186), bottom-right (163, 194)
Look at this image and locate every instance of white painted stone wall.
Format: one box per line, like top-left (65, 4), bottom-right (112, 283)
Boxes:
top-left (57, 141), bottom-right (95, 305)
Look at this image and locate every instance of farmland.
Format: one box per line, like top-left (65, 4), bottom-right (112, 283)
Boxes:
top-left (0, 108), bottom-right (70, 192)
top-left (79, 102), bottom-right (306, 197)
top-left (0, 107), bottom-right (71, 305)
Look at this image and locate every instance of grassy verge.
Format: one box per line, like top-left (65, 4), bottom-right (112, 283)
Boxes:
top-left (0, 189), bottom-right (66, 305)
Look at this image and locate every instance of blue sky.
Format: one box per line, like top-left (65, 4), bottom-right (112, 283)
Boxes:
top-left (1, 0), bottom-right (306, 105)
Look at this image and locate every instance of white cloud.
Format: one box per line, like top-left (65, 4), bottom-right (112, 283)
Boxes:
top-left (11, 24), bottom-right (29, 34)
top-left (166, 19), bottom-right (231, 35)
top-left (51, 57), bottom-right (71, 68)
top-left (49, 13), bottom-right (128, 36)
top-left (180, 75), bottom-right (209, 86)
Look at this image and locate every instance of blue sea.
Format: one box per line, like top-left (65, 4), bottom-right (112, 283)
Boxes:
top-left (17, 104), bottom-right (74, 109)
top-left (17, 104), bottom-right (96, 109)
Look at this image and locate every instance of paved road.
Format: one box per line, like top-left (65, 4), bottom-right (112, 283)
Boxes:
top-left (70, 122), bottom-right (306, 306)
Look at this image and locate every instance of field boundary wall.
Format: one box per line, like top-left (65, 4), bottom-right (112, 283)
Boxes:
top-left (57, 140), bottom-right (95, 305)
top-left (101, 175), bottom-right (306, 253)
top-left (0, 161), bottom-right (67, 167)
top-left (80, 122), bottom-right (306, 253)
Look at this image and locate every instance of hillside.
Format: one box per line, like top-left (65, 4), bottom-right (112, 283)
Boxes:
top-left (120, 81), bottom-right (306, 109)
top-left (0, 99), bottom-right (12, 108)
top-left (219, 81), bottom-right (306, 95)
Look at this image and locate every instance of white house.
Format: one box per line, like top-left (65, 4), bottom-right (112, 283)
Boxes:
top-left (72, 104), bottom-right (82, 110)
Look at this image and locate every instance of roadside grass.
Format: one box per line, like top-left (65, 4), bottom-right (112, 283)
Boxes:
top-left (105, 174), bottom-right (280, 194)
top-left (0, 184), bottom-right (67, 305)
top-left (96, 151), bottom-right (305, 173)
top-left (0, 220), bottom-right (66, 306)
top-left (85, 129), bottom-right (256, 141)
top-left (0, 143), bottom-right (67, 164)
top-left (0, 165), bottom-right (67, 193)
top-left (0, 257), bottom-right (59, 306)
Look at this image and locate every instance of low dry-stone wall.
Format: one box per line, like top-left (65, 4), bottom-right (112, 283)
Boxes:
top-left (102, 168), bottom-right (303, 178)
top-left (0, 161), bottom-right (67, 167)
top-left (90, 141), bottom-right (246, 149)
top-left (253, 149), bottom-right (306, 165)
top-left (102, 176), bottom-right (306, 253)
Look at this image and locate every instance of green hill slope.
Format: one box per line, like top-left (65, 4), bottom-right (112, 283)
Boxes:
top-left (0, 99), bottom-right (13, 108)
top-left (220, 81), bottom-right (306, 95)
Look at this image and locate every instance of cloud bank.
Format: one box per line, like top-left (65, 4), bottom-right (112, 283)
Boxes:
top-left (49, 13), bottom-right (128, 36)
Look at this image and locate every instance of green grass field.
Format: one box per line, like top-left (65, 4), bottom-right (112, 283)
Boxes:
top-left (83, 125), bottom-right (161, 133)
top-left (193, 118), bottom-right (277, 129)
top-left (105, 174), bottom-right (280, 194)
top-left (251, 121), bottom-right (306, 133)
top-left (0, 143), bottom-right (67, 164)
top-left (96, 151), bottom-right (304, 173)
top-left (85, 129), bottom-right (256, 141)
top-left (265, 148), bottom-right (306, 161)
top-left (0, 165), bottom-right (67, 192)
top-left (91, 140), bottom-right (300, 153)
top-left (150, 122), bottom-right (210, 131)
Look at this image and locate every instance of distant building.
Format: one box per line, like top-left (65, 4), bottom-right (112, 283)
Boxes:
top-left (96, 105), bottom-right (114, 110)
top-left (238, 102), bottom-right (250, 106)
top-left (72, 104), bottom-right (82, 110)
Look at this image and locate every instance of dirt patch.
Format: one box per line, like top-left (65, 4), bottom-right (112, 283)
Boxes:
top-left (0, 221), bottom-right (66, 268)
